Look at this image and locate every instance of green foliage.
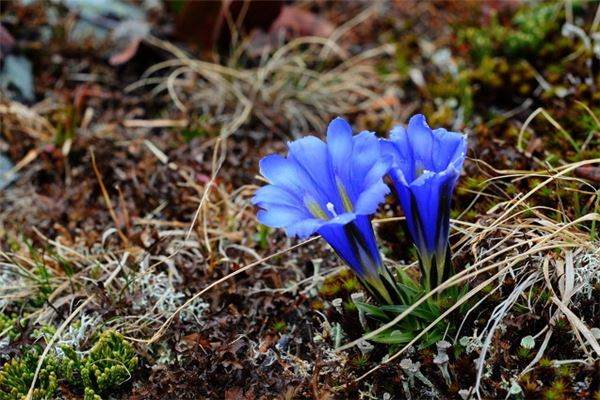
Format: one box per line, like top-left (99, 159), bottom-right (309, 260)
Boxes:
top-left (543, 379), bottom-right (567, 400)
top-left (457, 3), bottom-right (560, 62)
top-left (271, 321), bottom-right (287, 333)
top-left (354, 269), bottom-right (468, 349)
top-left (505, 4), bottom-right (558, 56)
top-left (342, 277), bottom-right (360, 292)
top-left (83, 330), bottom-right (137, 393)
top-left (83, 387), bottom-right (102, 400)
top-left (0, 346), bottom-right (59, 400)
top-left (351, 355), bottom-right (369, 369)
top-left (0, 330), bottom-right (138, 400)
top-left (254, 224), bottom-right (271, 250)
top-left (0, 313), bottom-right (22, 342)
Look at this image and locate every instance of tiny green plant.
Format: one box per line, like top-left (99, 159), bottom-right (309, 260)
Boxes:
top-left (0, 346), bottom-right (59, 400)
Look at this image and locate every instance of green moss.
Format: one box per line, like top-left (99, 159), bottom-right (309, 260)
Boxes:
top-left (343, 300), bottom-right (357, 313)
top-left (556, 365), bottom-right (572, 378)
top-left (457, 3), bottom-right (559, 62)
top-left (272, 321), bottom-right (287, 333)
top-left (83, 387), bottom-right (102, 400)
top-left (351, 355), bottom-right (369, 369)
top-left (80, 331), bottom-right (138, 394)
top-left (0, 313), bottom-right (21, 342)
top-left (517, 346), bottom-right (531, 360)
top-left (60, 330), bottom-right (138, 397)
top-left (342, 277), bottom-right (360, 293)
top-left (506, 3), bottom-right (558, 56)
top-left (543, 379), bottom-right (567, 400)
top-left (0, 346), bottom-right (59, 400)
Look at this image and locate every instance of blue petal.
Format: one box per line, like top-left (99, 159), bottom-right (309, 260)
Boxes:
top-left (288, 136), bottom-right (336, 206)
top-left (406, 114), bottom-right (435, 172)
top-left (317, 216), bottom-right (382, 279)
top-left (252, 184), bottom-right (299, 207)
top-left (363, 155), bottom-right (392, 188)
top-left (286, 218), bottom-right (326, 238)
top-left (257, 205), bottom-right (308, 229)
top-left (350, 131), bottom-right (380, 186)
top-left (355, 181), bottom-right (390, 215)
top-left (408, 170), bottom-right (459, 252)
top-left (387, 172), bottom-right (419, 245)
top-left (353, 215), bottom-right (382, 272)
top-left (327, 117), bottom-right (353, 173)
top-left (318, 223), bottom-right (364, 276)
top-left (382, 130), bottom-right (415, 182)
top-left (327, 212), bottom-right (357, 226)
top-left (431, 128), bottom-right (467, 173)
top-left (259, 154), bottom-right (303, 195)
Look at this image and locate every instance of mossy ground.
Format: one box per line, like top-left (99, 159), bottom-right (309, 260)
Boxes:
top-left (1, 1), bottom-right (599, 399)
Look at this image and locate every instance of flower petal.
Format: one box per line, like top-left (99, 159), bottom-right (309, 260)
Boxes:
top-left (286, 218), bottom-right (326, 238)
top-left (256, 205), bottom-right (308, 229)
top-left (252, 184), bottom-right (299, 207)
top-left (407, 114), bottom-right (435, 172)
top-left (259, 154), bottom-right (302, 193)
top-left (355, 182), bottom-right (390, 215)
top-left (288, 136), bottom-right (336, 206)
top-left (327, 117), bottom-right (353, 172)
top-left (408, 171), bottom-right (458, 252)
top-left (382, 129), bottom-right (415, 182)
top-left (431, 128), bottom-right (467, 173)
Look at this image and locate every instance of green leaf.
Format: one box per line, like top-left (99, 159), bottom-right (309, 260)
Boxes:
top-left (354, 301), bottom-right (389, 320)
top-left (369, 329), bottom-right (414, 344)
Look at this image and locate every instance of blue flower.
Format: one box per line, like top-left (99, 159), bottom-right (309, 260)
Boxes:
top-left (382, 114), bottom-right (467, 292)
top-left (252, 117), bottom-right (402, 304)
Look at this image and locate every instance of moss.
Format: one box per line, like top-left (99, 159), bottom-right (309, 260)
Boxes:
top-left (351, 355), bottom-right (369, 369)
top-left (271, 321), bottom-right (287, 333)
top-left (83, 387), bottom-right (102, 400)
top-left (0, 313), bottom-right (22, 342)
top-left (342, 277), bottom-right (360, 293)
top-left (543, 379), bottom-right (568, 400)
top-left (517, 346), bottom-right (531, 360)
top-left (60, 330), bottom-right (138, 397)
top-left (343, 300), bottom-right (357, 313)
top-left (80, 330), bottom-right (138, 395)
top-left (457, 3), bottom-right (560, 62)
top-left (319, 269), bottom-right (357, 299)
top-left (538, 358), bottom-right (553, 369)
top-left (505, 3), bottom-right (559, 56)
top-left (0, 346), bottom-right (59, 400)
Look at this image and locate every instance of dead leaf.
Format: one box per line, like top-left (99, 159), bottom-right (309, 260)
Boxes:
top-left (574, 166), bottom-right (600, 183)
top-left (270, 5), bottom-right (335, 38)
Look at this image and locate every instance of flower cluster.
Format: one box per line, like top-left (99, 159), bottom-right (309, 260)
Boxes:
top-left (252, 115), bottom-right (466, 305)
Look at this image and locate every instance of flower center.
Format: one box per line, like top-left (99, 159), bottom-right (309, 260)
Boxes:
top-left (414, 159), bottom-right (431, 178)
top-left (326, 202), bottom-right (337, 217)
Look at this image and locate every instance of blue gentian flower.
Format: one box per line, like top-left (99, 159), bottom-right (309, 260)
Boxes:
top-left (252, 117), bottom-right (403, 305)
top-left (382, 114), bottom-right (467, 292)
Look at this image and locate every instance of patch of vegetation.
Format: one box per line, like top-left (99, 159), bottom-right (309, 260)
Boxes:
top-left (0, 346), bottom-right (59, 400)
top-left (61, 330), bottom-right (138, 398)
top-left (0, 331), bottom-right (138, 400)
